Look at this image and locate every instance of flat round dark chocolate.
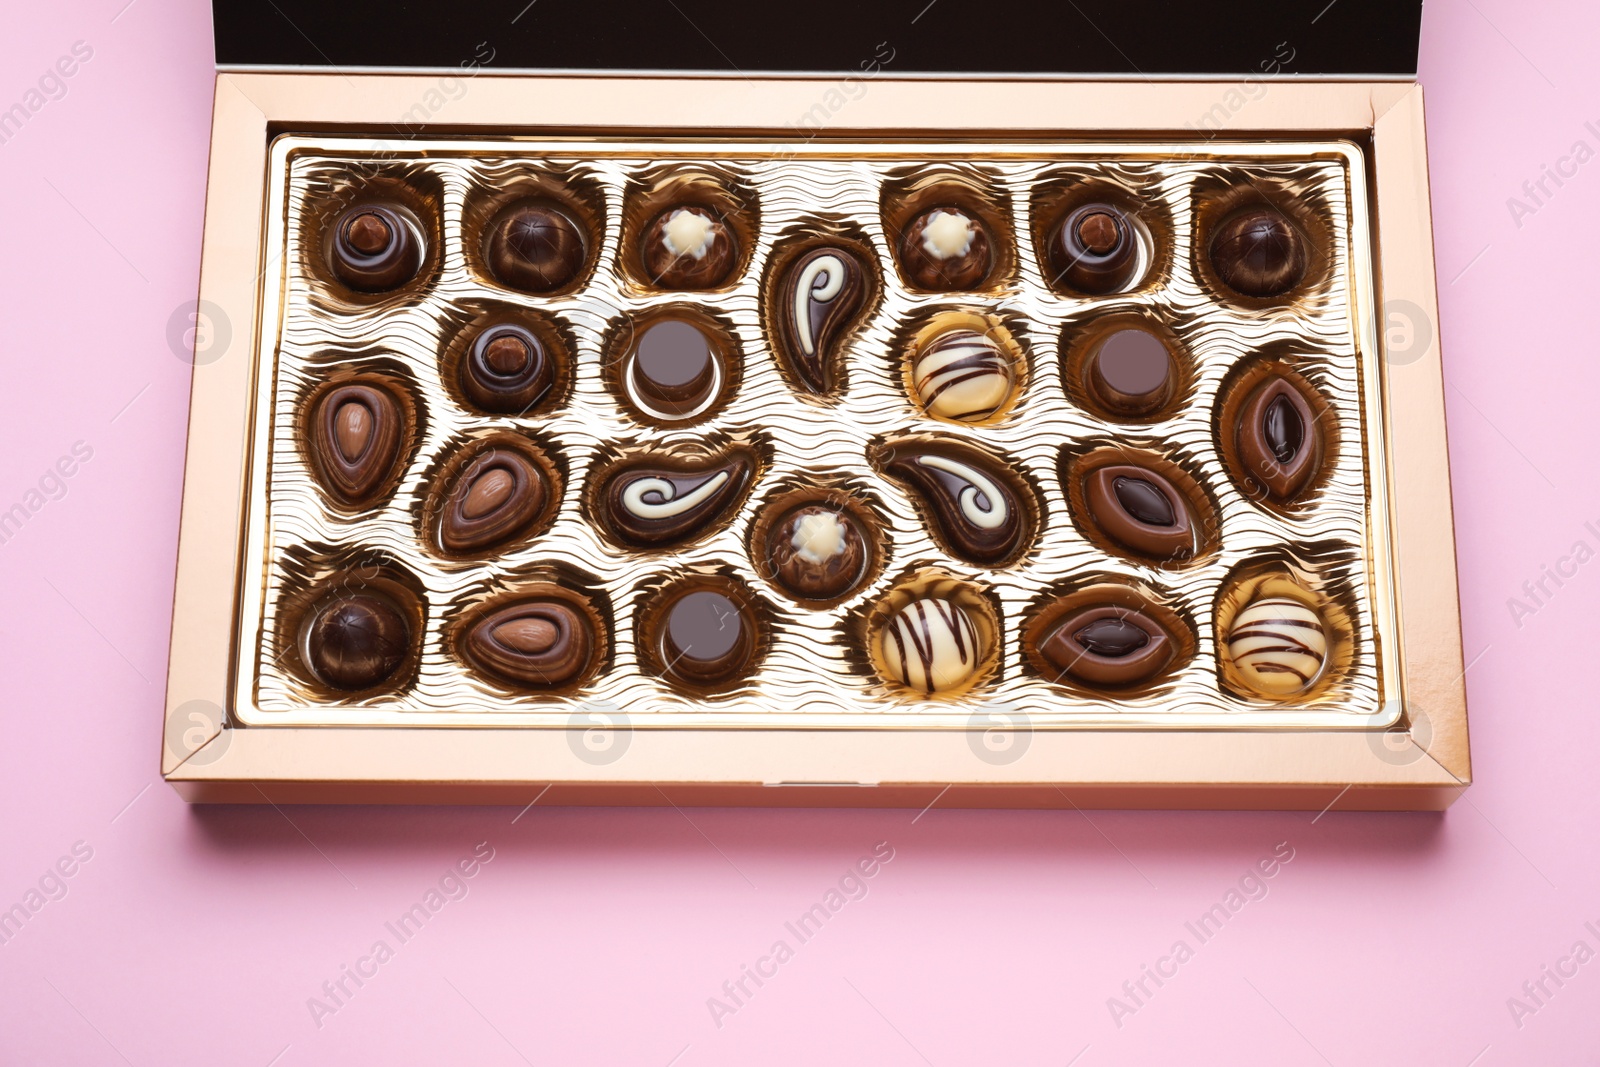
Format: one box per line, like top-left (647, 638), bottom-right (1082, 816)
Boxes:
top-left (641, 206), bottom-right (737, 289)
top-left (461, 323), bottom-right (555, 414)
top-left (301, 593), bottom-right (409, 691)
top-left (328, 203), bottom-right (422, 292)
top-left (1050, 202), bottom-right (1139, 294)
top-left (309, 383), bottom-right (405, 507)
top-left (1091, 328), bottom-right (1172, 416)
top-left (624, 318), bottom-right (722, 420)
top-left (898, 207), bottom-right (992, 290)
top-left (1082, 464), bottom-right (1196, 562)
top-left (765, 504), bottom-right (870, 602)
top-left (463, 599), bottom-right (595, 689)
top-left (655, 584), bottom-right (759, 689)
top-left (485, 202), bottom-right (587, 292)
top-left (1209, 207), bottom-right (1307, 298)
top-left (1037, 604), bottom-right (1173, 688)
top-left (437, 448), bottom-right (548, 554)
top-left (1235, 375), bottom-right (1322, 502)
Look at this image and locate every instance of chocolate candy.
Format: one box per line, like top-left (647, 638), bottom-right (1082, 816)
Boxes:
top-left (1226, 593), bottom-right (1327, 695)
top-left (328, 203), bottom-right (423, 292)
top-left (1088, 328), bottom-right (1173, 417)
top-left (599, 450), bottom-right (753, 547)
top-left (1049, 203), bottom-right (1139, 293)
top-left (653, 582), bottom-right (759, 689)
top-left (1083, 465), bottom-right (1196, 561)
top-left (883, 443), bottom-right (1028, 564)
top-left (1209, 207), bottom-right (1306, 298)
top-left (485, 201), bottom-right (587, 292)
top-left (462, 599), bottom-right (595, 689)
top-left (899, 207), bottom-right (992, 290)
top-left (642, 206), bottom-right (737, 289)
top-left (1237, 376), bottom-right (1321, 502)
top-left (300, 593), bottom-right (409, 691)
top-left (774, 247), bottom-right (868, 394)
top-left (309, 383), bottom-right (404, 508)
top-left (879, 597), bottom-right (981, 694)
top-left (765, 504), bottom-right (869, 602)
top-left (911, 328), bottom-right (1016, 422)
top-left (621, 318), bottom-right (724, 421)
top-left (460, 323), bottom-right (554, 414)
top-left (438, 448), bottom-right (548, 553)
top-left (1037, 605), bottom-right (1173, 688)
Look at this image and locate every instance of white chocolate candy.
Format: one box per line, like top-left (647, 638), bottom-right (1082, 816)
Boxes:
top-left (791, 510), bottom-right (846, 565)
top-left (920, 209), bottom-right (976, 261)
top-left (880, 597), bottom-right (981, 694)
top-left (1227, 595), bottom-right (1328, 696)
top-left (912, 328), bottom-right (1014, 421)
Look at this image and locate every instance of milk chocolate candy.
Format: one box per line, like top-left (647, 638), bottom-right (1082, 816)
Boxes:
top-left (1037, 604), bottom-right (1174, 688)
top-left (642, 206), bottom-right (737, 289)
top-left (300, 593), bottom-right (410, 691)
top-left (438, 448), bottom-right (548, 553)
top-left (1083, 465), bottom-right (1196, 562)
top-left (309, 383), bottom-right (405, 508)
top-left (899, 207), bottom-right (992, 290)
top-left (1237, 376), bottom-right (1321, 502)
top-left (460, 323), bottom-right (555, 414)
top-left (765, 504), bottom-right (870, 602)
top-left (621, 317), bottom-right (725, 421)
top-left (485, 201), bottom-right (587, 292)
top-left (1049, 203), bottom-right (1139, 293)
top-left (463, 599), bottom-right (595, 689)
top-left (1210, 207), bottom-right (1307, 298)
top-left (652, 581), bottom-right (760, 689)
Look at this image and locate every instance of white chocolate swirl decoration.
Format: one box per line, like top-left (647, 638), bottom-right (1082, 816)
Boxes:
top-left (912, 328), bottom-right (1015, 422)
top-left (915, 455), bottom-right (1006, 529)
top-left (880, 597), bottom-right (981, 694)
top-left (622, 471), bottom-right (729, 520)
top-left (793, 253), bottom-right (846, 357)
top-left (1227, 595), bottom-right (1328, 696)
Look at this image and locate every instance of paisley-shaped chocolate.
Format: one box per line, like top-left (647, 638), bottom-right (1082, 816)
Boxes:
top-left (882, 443), bottom-right (1029, 564)
top-left (1236, 376), bottom-right (1321, 502)
top-left (898, 207), bottom-right (992, 290)
top-left (1083, 465), bottom-right (1196, 562)
top-left (300, 592), bottom-right (410, 691)
top-left (1037, 604), bottom-right (1174, 688)
top-left (437, 448), bottom-right (548, 553)
top-left (1226, 592), bottom-right (1328, 696)
top-left (463, 599), bottom-right (596, 689)
top-left (460, 322), bottom-right (555, 414)
top-left (1049, 202), bottom-right (1139, 294)
top-left (328, 202), bottom-right (423, 292)
top-left (598, 450), bottom-right (754, 547)
top-left (651, 581), bottom-right (761, 689)
top-left (774, 247), bottom-right (867, 393)
top-left (642, 206), bottom-right (738, 289)
top-left (309, 383), bottom-right (405, 507)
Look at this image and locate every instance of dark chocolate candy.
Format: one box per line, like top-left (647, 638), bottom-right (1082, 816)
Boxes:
top-left (462, 599), bottom-right (595, 688)
top-left (883, 442), bottom-right (1028, 564)
top-left (1037, 604), bottom-right (1173, 688)
top-left (460, 323), bottom-right (554, 414)
top-left (438, 448), bottom-right (547, 553)
top-left (898, 207), bottom-right (992, 290)
top-left (1209, 207), bottom-right (1307, 298)
top-left (655, 584), bottom-right (758, 688)
top-left (1090, 328), bottom-right (1172, 417)
top-left (623, 318), bottom-right (723, 420)
top-left (1236, 376), bottom-right (1321, 501)
top-left (485, 201), bottom-right (587, 292)
top-left (765, 504), bottom-right (869, 602)
top-left (328, 203), bottom-right (422, 292)
top-left (1049, 202), bottom-right (1139, 293)
top-left (1083, 465), bottom-right (1196, 561)
top-left (774, 247), bottom-right (867, 394)
top-left (310, 383), bottom-right (404, 507)
top-left (599, 450), bottom-right (753, 547)
top-left (641, 206), bottom-right (737, 289)
top-left (301, 593), bottom-right (409, 691)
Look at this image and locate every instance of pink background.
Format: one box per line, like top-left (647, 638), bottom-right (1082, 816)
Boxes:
top-left (3, 1), bottom-right (1598, 1063)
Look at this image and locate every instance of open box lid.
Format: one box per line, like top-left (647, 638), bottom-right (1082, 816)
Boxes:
top-left (213, 0), bottom-right (1424, 78)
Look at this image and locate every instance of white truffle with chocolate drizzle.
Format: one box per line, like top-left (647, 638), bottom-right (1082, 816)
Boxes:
top-left (1226, 594), bottom-right (1328, 696)
top-left (910, 327), bottom-right (1015, 422)
top-left (879, 597), bottom-right (981, 694)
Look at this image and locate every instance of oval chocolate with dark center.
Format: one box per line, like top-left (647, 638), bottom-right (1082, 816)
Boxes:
top-left (880, 440), bottom-right (1031, 565)
top-left (301, 592), bottom-right (410, 691)
top-left (328, 202), bottom-right (422, 292)
top-left (598, 449), bottom-right (754, 548)
top-left (1234, 375), bottom-right (1323, 503)
top-left (1082, 464), bottom-right (1197, 562)
top-left (437, 447), bottom-right (548, 553)
top-left (463, 598), bottom-right (596, 689)
top-left (1037, 603), bottom-right (1174, 689)
top-left (309, 383), bottom-right (405, 508)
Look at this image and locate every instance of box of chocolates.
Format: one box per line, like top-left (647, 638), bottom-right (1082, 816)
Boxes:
top-left (163, 1), bottom-right (1468, 808)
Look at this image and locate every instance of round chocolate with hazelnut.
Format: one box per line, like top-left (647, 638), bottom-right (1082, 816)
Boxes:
top-left (328, 203), bottom-right (422, 292)
top-left (898, 207), bottom-right (992, 290)
top-left (460, 323), bottom-right (555, 414)
top-left (641, 206), bottom-right (737, 289)
top-left (765, 505), bottom-right (869, 602)
top-left (485, 201), bottom-right (587, 292)
top-left (301, 593), bottom-right (410, 691)
top-left (1209, 207), bottom-right (1307, 298)
top-left (1050, 202), bottom-right (1139, 294)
